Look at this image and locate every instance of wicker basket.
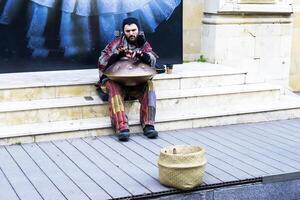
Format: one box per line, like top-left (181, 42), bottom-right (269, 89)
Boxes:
top-left (158, 145), bottom-right (207, 190)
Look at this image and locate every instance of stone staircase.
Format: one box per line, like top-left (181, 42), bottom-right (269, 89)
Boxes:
top-left (1, 62), bottom-right (300, 145)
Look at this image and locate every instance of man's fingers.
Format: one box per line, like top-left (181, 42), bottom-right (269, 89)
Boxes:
top-left (135, 51), bottom-right (143, 58)
top-left (117, 47), bottom-right (125, 53)
top-left (132, 51), bottom-right (136, 58)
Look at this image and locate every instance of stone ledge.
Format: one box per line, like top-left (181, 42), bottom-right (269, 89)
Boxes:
top-left (0, 63), bottom-right (247, 90)
top-left (218, 3), bottom-right (293, 14)
top-left (203, 15), bottom-right (292, 25)
top-left (204, 1), bottom-right (293, 14)
top-left (1, 95), bottom-right (300, 144)
top-left (0, 83), bottom-right (281, 113)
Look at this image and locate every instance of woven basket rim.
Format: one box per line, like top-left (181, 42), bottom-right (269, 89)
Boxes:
top-left (160, 145), bottom-right (205, 156)
top-left (158, 157), bottom-right (207, 169)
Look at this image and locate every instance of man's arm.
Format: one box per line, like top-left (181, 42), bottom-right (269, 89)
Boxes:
top-left (98, 37), bottom-right (123, 73)
top-left (97, 37), bottom-right (125, 86)
top-left (139, 42), bottom-right (158, 68)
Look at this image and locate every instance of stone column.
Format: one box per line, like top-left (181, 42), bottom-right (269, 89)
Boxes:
top-left (202, 0), bottom-right (293, 85)
top-left (183, 0), bottom-right (204, 61)
top-left (290, 1), bottom-right (300, 91)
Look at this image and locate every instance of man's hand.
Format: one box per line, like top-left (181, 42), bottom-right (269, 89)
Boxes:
top-left (117, 47), bottom-right (126, 57)
top-left (134, 50), bottom-right (151, 64)
top-left (106, 46), bottom-right (126, 67)
top-left (134, 50), bottom-right (143, 59)
top-left (126, 49), bottom-right (134, 58)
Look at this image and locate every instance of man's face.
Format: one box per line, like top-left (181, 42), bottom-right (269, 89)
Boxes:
top-left (124, 24), bottom-right (139, 43)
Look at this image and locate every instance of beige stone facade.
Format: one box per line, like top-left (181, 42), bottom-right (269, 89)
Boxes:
top-left (183, 0), bottom-right (300, 91)
top-left (290, 0), bottom-right (300, 91)
top-left (183, 0), bottom-right (204, 61)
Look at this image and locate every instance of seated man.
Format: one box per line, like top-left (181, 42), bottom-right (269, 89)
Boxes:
top-left (97, 17), bottom-right (158, 141)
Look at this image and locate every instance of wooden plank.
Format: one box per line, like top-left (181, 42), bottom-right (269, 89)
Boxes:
top-left (110, 135), bottom-right (159, 166)
top-left (174, 129), bottom-right (284, 175)
top-left (267, 122), bottom-right (300, 140)
top-left (84, 137), bottom-right (169, 193)
top-left (228, 124), bottom-right (300, 156)
top-left (192, 127), bottom-right (293, 173)
top-left (166, 129), bottom-right (255, 180)
top-left (0, 147), bottom-right (42, 200)
top-left (131, 133), bottom-right (223, 185)
top-left (130, 134), bottom-right (161, 155)
top-left (238, 124), bottom-right (300, 157)
top-left (251, 123), bottom-right (300, 146)
top-left (285, 119), bottom-right (300, 129)
top-left (292, 118), bottom-right (300, 122)
top-left (272, 119), bottom-right (300, 132)
top-left (99, 136), bottom-right (159, 175)
top-left (37, 142), bottom-right (111, 200)
top-left (114, 134), bottom-right (217, 187)
top-left (249, 122), bottom-right (300, 152)
top-left (6, 145), bottom-right (66, 200)
top-left (98, 136), bottom-right (173, 190)
top-left (159, 132), bottom-right (240, 182)
top-left (225, 125), bottom-right (300, 162)
top-left (157, 131), bottom-right (187, 146)
top-left (191, 128), bottom-right (293, 174)
top-left (265, 122), bottom-right (300, 141)
top-left (268, 119), bottom-right (300, 128)
top-left (211, 127), bottom-right (300, 172)
top-left (167, 130), bottom-right (268, 177)
top-left (67, 139), bottom-right (150, 196)
top-left (0, 167), bottom-right (19, 200)
top-left (22, 143), bottom-right (89, 200)
top-left (148, 131), bottom-right (179, 149)
top-left (273, 122), bottom-right (300, 150)
top-left (274, 121), bottom-right (300, 137)
top-left (53, 140), bottom-right (130, 199)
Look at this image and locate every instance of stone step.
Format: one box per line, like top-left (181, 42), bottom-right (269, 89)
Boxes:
top-left (0, 63), bottom-right (246, 102)
top-left (1, 95), bottom-right (300, 145)
top-left (0, 83), bottom-right (281, 126)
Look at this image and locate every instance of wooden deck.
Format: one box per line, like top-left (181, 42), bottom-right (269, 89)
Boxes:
top-left (1, 119), bottom-right (300, 200)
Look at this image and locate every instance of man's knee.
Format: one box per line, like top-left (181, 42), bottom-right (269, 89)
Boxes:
top-left (147, 80), bottom-right (155, 91)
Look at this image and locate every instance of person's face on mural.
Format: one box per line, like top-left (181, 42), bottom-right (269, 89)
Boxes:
top-left (124, 24), bottom-right (139, 44)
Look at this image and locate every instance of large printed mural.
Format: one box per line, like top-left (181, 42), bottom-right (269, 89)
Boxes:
top-left (0, 0), bottom-right (182, 73)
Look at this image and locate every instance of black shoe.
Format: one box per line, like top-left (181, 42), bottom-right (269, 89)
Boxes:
top-left (143, 125), bottom-right (158, 139)
top-left (118, 130), bottom-right (130, 141)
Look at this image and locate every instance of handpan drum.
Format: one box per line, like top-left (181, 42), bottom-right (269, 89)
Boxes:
top-left (104, 57), bottom-right (156, 86)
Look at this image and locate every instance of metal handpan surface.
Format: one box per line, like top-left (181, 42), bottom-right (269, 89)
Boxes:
top-left (104, 58), bottom-right (156, 86)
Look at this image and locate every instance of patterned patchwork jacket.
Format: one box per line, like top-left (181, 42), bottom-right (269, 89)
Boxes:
top-left (98, 35), bottom-right (157, 76)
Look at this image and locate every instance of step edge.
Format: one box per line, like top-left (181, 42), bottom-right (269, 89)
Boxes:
top-left (1, 100), bottom-right (300, 138)
top-left (0, 72), bottom-right (247, 90)
top-left (0, 84), bottom-right (282, 112)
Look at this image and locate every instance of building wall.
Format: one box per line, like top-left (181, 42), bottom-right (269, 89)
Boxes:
top-left (201, 1), bottom-right (293, 85)
top-left (183, 0), bottom-right (300, 90)
top-left (183, 0), bottom-right (204, 61)
top-left (290, 1), bottom-right (300, 91)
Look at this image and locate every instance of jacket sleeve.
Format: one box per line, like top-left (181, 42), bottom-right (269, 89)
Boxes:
top-left (98, 44), bottom-right (113, 73)
top-left (141, 42), bottom-right (158, 68)
top-left (98, 37), bottom-right (121, 73)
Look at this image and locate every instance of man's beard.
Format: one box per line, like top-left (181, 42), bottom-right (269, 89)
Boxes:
top-left (126, 35), bottom-right (137, 44)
